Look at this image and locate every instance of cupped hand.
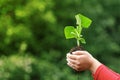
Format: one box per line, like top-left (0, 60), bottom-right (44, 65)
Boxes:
top-left (66, 51), bottom-right (101, 73)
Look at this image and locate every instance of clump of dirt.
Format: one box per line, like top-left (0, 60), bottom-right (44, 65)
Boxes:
top-left (70, 46), bottom-right (84, 54)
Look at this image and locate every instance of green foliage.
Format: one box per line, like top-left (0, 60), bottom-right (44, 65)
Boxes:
top-left (64, 14), bottom-right (92, 46)
top-left (0, 0), bottom-right (120, 80)
top-left (0, 55), bottom-right (34, 80)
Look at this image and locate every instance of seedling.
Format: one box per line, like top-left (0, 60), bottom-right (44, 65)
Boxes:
top-left (64, 14), bottom-right (92, 46)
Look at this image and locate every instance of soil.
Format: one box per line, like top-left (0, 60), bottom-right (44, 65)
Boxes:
top-left (70, 46), bottom-right (84, 54)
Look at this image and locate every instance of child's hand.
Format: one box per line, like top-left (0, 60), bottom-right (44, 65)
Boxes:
top-left (66, 51), bottom-right (101, 73)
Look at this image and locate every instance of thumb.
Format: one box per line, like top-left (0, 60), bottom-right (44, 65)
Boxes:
top-left (72, 51), bottom-right (86, 55)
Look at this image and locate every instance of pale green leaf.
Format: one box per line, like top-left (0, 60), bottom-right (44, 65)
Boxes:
top-left (75, 15), bottom-right (81, 26)
top-left (64, 26), bottom-right (76, 39)
top-left (76, 14), bottom-right (92, 28)
top-left (75, 15), bottom-right (82, 34)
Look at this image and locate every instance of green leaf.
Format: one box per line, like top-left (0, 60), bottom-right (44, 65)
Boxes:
top-left (64, 26), bottom-right (76, 39)
top-left (75, 15), bottom-right (82, 34)
top-left (76, 14), bottom-right (92, 28)
top-left (80, 38), bottom-right (86, 44)
top-left (75, 15), bottom-right (81, 26)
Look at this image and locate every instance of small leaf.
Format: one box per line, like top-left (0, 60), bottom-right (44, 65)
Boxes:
top-left (80, 38), bottom-right (86, 44)
top-left (76, 14), bottom-right (92, 28)
top-left (75, 15), bottom-right (82, 34)
top-left (75, 15), bottom-right (81, 26)
top-left (64, 26), bottom-right (76, 39)
top-left (80, 35), bottom-right (83, 37)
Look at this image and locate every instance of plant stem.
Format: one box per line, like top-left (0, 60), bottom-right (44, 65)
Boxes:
top-left (77, 39), bottom-right (80, 46)
top-left (74, 29), bottom-right (80, 46)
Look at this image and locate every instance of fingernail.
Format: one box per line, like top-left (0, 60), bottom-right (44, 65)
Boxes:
top-left (72, 52), bottom-right (76, 54)
top-left (67, 62), bottom-right (70, 65)
top-left (67, 63), bottom-right (69, 65)
top-left (66, 59), bottom-right (69, 61)
top-left (67, 53), bottom-right (71, 57)
top-left (67, 54), bottom-right (69, 58)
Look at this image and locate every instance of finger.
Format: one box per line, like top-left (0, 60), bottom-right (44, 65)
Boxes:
top-left (66, 53), bottom-right (71, 58)
top-left (67, 62), bottom-right (80, 71)
top-left (67, 54), bottom-right (78, 60)
top-left (72, 51), bottom-right (87, 55)
top-left (67, 62), bottom-right (76, 69)
top-left (67, 58), bottom-right (77, 64)
top-left (67, 62), bottom-right (73, 67)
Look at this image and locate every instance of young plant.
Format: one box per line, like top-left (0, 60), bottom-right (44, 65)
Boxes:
top-left (64, 14), bottom-right (92, 46)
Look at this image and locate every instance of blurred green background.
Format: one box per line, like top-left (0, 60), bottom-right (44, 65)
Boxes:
top-left (0, 0), bottom-right (120, 80)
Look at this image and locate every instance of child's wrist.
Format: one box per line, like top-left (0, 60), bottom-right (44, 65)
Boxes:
top-left (89, 58), bottom-right (102, 73)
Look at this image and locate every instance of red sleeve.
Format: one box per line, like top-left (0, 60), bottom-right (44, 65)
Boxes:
top-left (93, 64), bottom-right (120, 80)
